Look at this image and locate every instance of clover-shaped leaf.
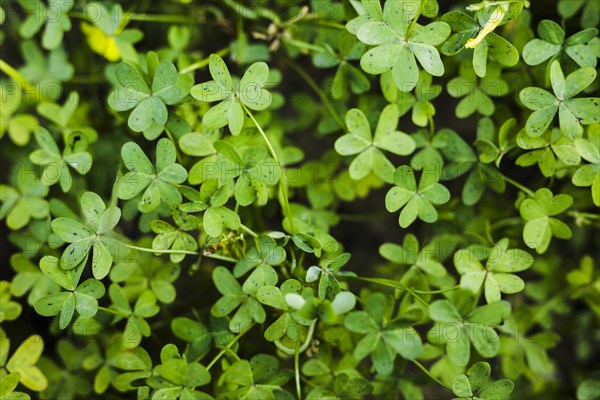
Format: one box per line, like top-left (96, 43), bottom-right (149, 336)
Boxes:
top-left (108, 58), bottom-right (182, 138)
top-left (207, 140), bottom-right (281, 206)
top-left (36, 91), bottom-right (98, 142)
top-left (380, 234), bottom-right (447, 277)
top-left (51, 191), bottom-right (121, 278)
top-left (452, 361), bottom-right (514, 400)
top-left (9, 254), bottom-right (59, 306)
top-left (572, 126), bottom-right (600, 206)
top-left (519, 188), bottom-right (573, 254)
top-left (118, 138), bottom-right (188, 213)
top-left (305, 252), bottom-right (353, 301)
top-left (210, 266), bottom-right (268, 333)
top-left (344, 292), bottom-right (422, 375)
top-left (219, 354), bottom-right (293, 399)
top-left (234, 235), bottom-right (286, 277)
top-left (305, 372), bottom-right (374, 400)
top-left (151, 210), bottom-right (199, 263)
top-left (382, 70), bottom-right (442, 127)
top-left (313, 30), bottom-right (370, 100)
top-left (148, 344), bottom-right (212, 399)
top-left (520, 61), bottom-right (599, 138)
top-left (454, 239), bottom-right (534, 303)
top-left (18, 0), bottom-right (74, 50)
top-left (335, 106), bottom-right (415, 183)
top-left (29, 127), bottom-right (92, 192)
top-left (356, 1), bottom-right (450, 91)
top-left (34, 274), bottom-right (105, 330)
top-left (441, 11), bottom-right (519, 78)
top-left (516, 128), bottom-right (581, 177)
top-left (558, 0), bottom-right (600, 29)
top-left (18, 40), bottom-right (74, 101)
top-left (191, 55), bottom-right (272, 135)
top-left (427, 292), bottom-right (511, 366)
top-left (0, 328), bottom-right (48, 392)
top-left (447, 61), bottom-right (509, 118)
top-left (110, 243), bottom-right (181, 304)
top-left (107, 285), bottom-right (160, 349)
top-left (257, 279), bottom-right (303, 342)
top-left (0, 169), bottom-right (49, 230)
top-left (0, 81), bottom-right (39, 146)
top-left (523, 20), bottom-right (598, 68)
top-left (385, 164), bottom-right (450, 228)
top-left (474, 117), bottom-right (517, 168)
top-left (0, 282), bottom-right (22, 323)
top-left (180, 178), bottom-right (240, 237)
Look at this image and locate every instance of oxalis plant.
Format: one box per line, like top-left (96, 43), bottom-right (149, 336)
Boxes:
top-left (0, 0), bottom-right (599, 399)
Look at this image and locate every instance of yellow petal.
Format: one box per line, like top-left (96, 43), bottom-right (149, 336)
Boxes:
top-left (81, 22), bottom-right (121, 62)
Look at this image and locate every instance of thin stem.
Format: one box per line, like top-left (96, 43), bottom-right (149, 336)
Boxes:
top-left (225, 348), bottom-right (241, 361)
top-left (490, 217), bottom-right (524, 231)
top-left (275, 319), bottom-right (317, 355)
top-left (294, 338), bottom-right (302, 400)
top-left (569, 211), bottom-right (600, 220)
top-left (413, 286), bottom-right (460, 295)
top-left (344, 276), bottom-right (429, 307)
top-left (428, 114), bottom-right (435, 139)
top-left (202, 251), bottom-right (238, 263)
top-left (241, 103), bottom-right (296, 233)
top-left (240, 223), bottom-right (259, 238)
top-left (122, 243), bottom-right (198, 255)
top-left (526, 287), bottom-right (575, 333)
top-left (500, 173), bottom-right (535, 197)
top-left (0, 59), bottom-right (43, 99)
top-left (406, 6), bottom-right (422, 38)
top-left (282, 58), bottom-right (346, 132)
top-left (164, 127), bottom-right (183, 164)
top-left (298, 18), bottom-right (346, 30)
top-left (283, 38), bottom-right (326, 53)
top-left (69, 11), bottom-right (193, 24)
top-left (98, 306), bottom-right (129, 318)
top-left (411, 360), bottom-right (452, 391)
top-left (179, 47), bottom-right (230, 75)
top-left (207, 324), bottom-right (254, 371)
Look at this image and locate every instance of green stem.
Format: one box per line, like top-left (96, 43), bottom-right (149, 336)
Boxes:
top-left (500, 174), bottom-right (535, 197)
top-left (207, 324), bottom-right (254, 370)
top-left (569, 211), bottom-right (600, 220)
top-left (283, 38), bottom-right (326, 53)
top-left (179, 47), bottom-right (230, 74)
top-left (411, 360), bottom-right (452, 391)
top-left (202, 251), bottom-right (238, 263)
top-left (406, 5), bottom-right (422, 38)
top-left (298, 18), bottom-right (346, 30)
top-left (70, 11), bottom-right (193, 24)
top-left (295, 339), bottom-right (302, 400)
top-left (344, 276), bottom-right (429, 307)
top-left (240, 223), bottom-right (259, 238)
top-left (275, 319), bottom-right (317, 355)
top-left (241, 103), bottom-right (296, 233)
top-left (490, 217), bottom-right (524, 231)
top-left (164, 127), bottom-right (183, 164)
top-left (98, 306), bottom-right (129, 318)
top-left (428, 114), bottom-right (435, 139)
top-left (526, 287), bottom-right (575, 333)
top-left (122, 243), bottom-right (198, 255)
top-left (413, 286), bottom-right (460, 295)
top-left (282, 58), bottom-right (346, 132)
top-left (0, 59), bottom-right (43, 99)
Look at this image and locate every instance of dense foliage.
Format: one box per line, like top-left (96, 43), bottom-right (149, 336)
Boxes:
top-left (0, 0), bottom-right (599, 399)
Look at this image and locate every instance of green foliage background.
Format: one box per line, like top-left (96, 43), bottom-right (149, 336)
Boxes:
top-left (0, 0), bottom-right (599, 399)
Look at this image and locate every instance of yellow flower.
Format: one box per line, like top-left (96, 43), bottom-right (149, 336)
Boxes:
top-left (81, 22), bottom-right (120, 62)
